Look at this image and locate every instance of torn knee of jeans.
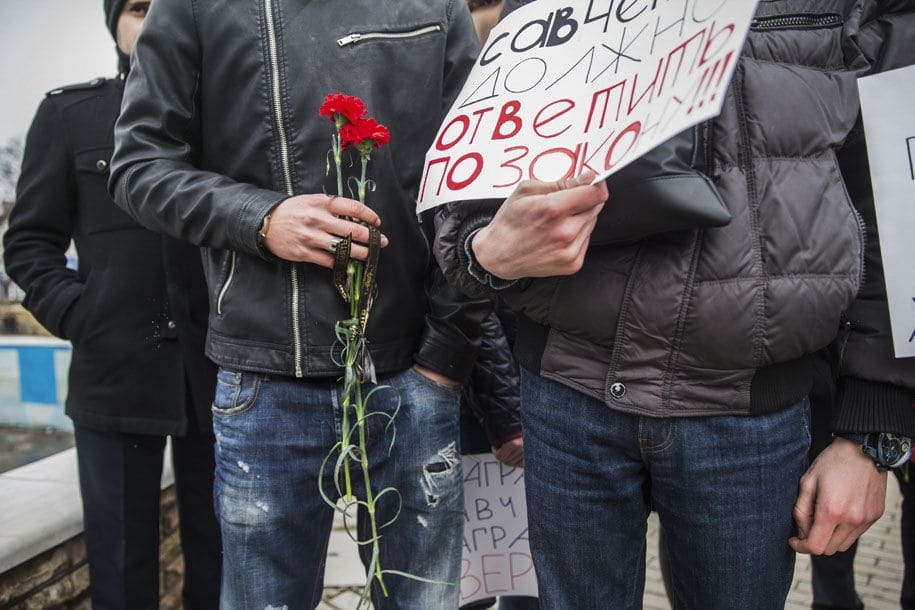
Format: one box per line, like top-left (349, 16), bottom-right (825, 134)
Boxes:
top-left (421, 441), bottom-right (460, 507)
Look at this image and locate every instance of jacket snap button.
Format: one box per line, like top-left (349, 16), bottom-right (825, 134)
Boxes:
top-left (95, 159), bottom-right (108, 171)
top-left (167, 320), bottom-right (176, 330)
top-left (609, 382), bottom-right (626, 399)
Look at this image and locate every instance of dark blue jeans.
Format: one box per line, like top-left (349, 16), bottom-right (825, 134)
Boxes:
top-left (521, 370), bottom-right (809, 610)
top-left (212, 366), bottom-right (463, 609)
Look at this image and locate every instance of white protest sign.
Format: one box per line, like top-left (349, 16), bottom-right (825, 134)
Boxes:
top-left (417, 0), bottom-right (758, 212)
top-left (461, 453), bottom-right (537, 604)
top-left (858, 65), bottom-right (915, 358)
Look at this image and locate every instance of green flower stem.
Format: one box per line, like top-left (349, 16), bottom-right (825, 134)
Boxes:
top-left (331, 129), bottom-right (357, 503)
top-left (327, 113), bottom-right (392, 606)
top-left (343, 260), bottom-right (361, 502)
top-left (358, 391), bottom-right (389, 597)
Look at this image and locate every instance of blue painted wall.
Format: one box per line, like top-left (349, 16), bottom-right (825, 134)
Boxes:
top-left (0, 337), bottom-right (72, 431)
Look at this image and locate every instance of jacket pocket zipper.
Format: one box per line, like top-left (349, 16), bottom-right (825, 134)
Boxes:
top-left (337, 24), bottom-right (442, 47)
top-left (217, 252), bottom-right (237, 315)
top-left (750, 13), bottom-right (841, 31)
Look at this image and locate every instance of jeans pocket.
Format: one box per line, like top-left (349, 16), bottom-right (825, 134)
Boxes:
top-left (211, 367), bottom-right (262, 417)
top-left (408, 366), bottom-right (462, 396)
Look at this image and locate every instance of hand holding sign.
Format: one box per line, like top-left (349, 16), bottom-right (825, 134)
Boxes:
top-left (473, 172), bottom-right (608, 280)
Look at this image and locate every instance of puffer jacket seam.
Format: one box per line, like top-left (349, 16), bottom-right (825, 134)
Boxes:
top-left (602, 243), bottom-right (645, 407)
top-left (764, 153), bottom-right (854, 163)
top-left (830, 145), bottom-right (866, 294)
top-left (732, 65), bottom-right (767, 392)
top-left (695, 273), bottom-right (858, 287)
top-left (662, 231), bottom-right (705, 408)
top-left (747, 56), bottom-right (847, 73)
top-left (716, 150), bottom-right (847, 171)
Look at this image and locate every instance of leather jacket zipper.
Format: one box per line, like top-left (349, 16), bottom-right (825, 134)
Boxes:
top-left (750, 13), bottom-right (841, 30)
top-left (265, 0), bottom-right (304, 377)
top-left (337, 25), bottom-right (442, 47)
top-left (217, 252), bottom-right (236, 315)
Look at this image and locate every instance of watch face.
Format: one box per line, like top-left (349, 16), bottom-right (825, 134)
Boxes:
top-left (878, 433), bottom-right (912, 469)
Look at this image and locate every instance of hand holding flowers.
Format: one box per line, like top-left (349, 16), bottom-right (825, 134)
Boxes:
top-left (259, 192), bottom-right (387, 266)
top-left (256, 92), bottom-right (388, 266)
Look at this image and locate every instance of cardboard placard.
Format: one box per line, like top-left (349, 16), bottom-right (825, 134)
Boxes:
top-left (858, 64), bottom-right (915, 358)
top-left (418, 0), bottom-right (758, 211)
top-left (461, 453), bottom-right (537, 604)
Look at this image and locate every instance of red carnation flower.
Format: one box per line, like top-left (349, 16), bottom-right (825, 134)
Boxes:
top-left (340, 117), bottom-right (391, 152)
top-left (362, 118), bottom-right (391, 147)
top-left (319, 93), bottom-right (366, 125)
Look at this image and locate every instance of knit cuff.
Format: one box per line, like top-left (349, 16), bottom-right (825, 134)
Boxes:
top-left (832, 378), bottom-right (915, 437)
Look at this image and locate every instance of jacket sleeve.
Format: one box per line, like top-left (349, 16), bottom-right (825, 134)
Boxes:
top-left (109, 0), bottom-right (285, 255)
top-left (2, 97), bottom-right (83, 339)
top-left (461, 309), bottom-right (523, 447)
top-left (830, 3), bottom-right (915, 437)
top-left (433, 197), bottom-right (508, 300)
top-left (413, 0), bottom-right (492, 383)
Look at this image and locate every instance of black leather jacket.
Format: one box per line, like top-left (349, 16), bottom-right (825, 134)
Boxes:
top-left (4, 78), bottom-right (215, 435)
top-left (110, 0), bottom-right (486, 380)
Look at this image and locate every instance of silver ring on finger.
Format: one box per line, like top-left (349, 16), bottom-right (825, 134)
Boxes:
top-left (328, 237), bottom-right (341, 253)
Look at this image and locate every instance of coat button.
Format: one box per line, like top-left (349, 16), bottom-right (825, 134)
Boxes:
top-left (609, 382), bottom-right (626, 399)
top-left (167, 320), bottom-right (176, 330)
top-left (95, 159), bottom-right (108, 171)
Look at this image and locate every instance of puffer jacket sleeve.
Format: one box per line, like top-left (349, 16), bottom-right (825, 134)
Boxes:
top-left (3, 97), bottom-right (83, 339)
top-left (433, 198), bottom-right (507, 299)
top-left (461, 309), bottom-right (522, 447)
top-left (109, 0), bottom-right (285, 255)
top-left (831, 1), bottom-right (915, 436)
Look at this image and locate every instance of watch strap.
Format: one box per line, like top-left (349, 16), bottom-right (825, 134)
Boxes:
top-left (835, 432), bottom-right (910, 471)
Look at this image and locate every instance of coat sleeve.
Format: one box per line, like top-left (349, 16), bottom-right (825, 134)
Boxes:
top-left (461, 309), bottom-right (523, 447)
top-left (412, 0), bottom-right (493, 383)
top-left (108, 0), bottom-right (285, 255)
top-left (830, 2), bottom-right (915, 436)
top-left (2, 97), bottom-right (83, 339)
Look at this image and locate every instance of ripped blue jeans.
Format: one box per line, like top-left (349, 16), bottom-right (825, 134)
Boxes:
top-left (212, 366), bottom-right (463, 610)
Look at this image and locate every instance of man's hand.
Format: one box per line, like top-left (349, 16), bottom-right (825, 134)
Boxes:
top-left (263, 194), bottom-right (389, 267)
top-left (493, 437), bottom-right (524, 468)
top-left (789, 436), bottom-right (888, 555)
top-left (471, 172), bottom-right (608, 280)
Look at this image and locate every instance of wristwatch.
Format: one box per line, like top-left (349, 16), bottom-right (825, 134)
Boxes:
top-left (837, 432), bottom-right (912, 471)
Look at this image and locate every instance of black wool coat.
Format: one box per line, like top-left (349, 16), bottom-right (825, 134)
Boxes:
top-left (3, 77), bottom-right (216, 436)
